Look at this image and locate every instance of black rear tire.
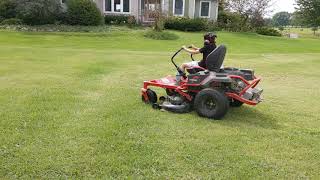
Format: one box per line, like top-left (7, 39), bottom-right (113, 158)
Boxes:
top-left (194, 88), bottom-right (229, 120)
top-left (142, 89), bottom-right (158, 104)
top-left (230, 99), bottom-right (244, 107)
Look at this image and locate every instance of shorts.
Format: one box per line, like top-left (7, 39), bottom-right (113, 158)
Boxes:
top-left (184, 61), bottom-right (224, 69)
top-left (184, 61), bottom-right (199, 68)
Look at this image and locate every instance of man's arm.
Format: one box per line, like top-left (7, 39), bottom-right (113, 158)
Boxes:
top-left (191, 44), bottom-right (200, 50)
top-left (182, 46), bottom-right (201, 55)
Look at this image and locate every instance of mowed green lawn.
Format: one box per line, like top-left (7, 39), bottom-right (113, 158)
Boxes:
top-left (0, 28), bottom-right (319, 179)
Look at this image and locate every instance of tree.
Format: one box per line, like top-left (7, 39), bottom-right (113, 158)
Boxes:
top-left (153, 10), bottom-right (164, 32)
top-left (225, 0), bottom-right (273, 29)
top-left (16, 0), bottom-right (62, 25)
top-left (272, 11), bottom-right (291, 27)
top-left (0, 0), bottom-right (17, 19)
top-left (311, 27), bottom-right (318, 35)
top-left (296, 0), bottom-right (320, 27)
top-left (290, 11), bottom-right (305, 27)
top-left (263, 18), bottom-right (273, 27)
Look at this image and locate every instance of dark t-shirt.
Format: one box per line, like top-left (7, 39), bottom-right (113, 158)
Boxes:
top-left (198, 44), bottom-right (216, 69)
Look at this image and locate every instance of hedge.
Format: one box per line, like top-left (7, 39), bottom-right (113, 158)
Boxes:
top-left (164, 17), bottom-right (208, 31)
top-left (0, 18), bottom-right (22, 25)
top-left (16, 0), bottom-right (62, 25)
top-left (256, 27), bottom-right (281, 37)
top-left (105, 15), bottom-right (136, 25)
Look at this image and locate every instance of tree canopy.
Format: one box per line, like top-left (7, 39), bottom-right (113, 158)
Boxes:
top-left (296, 0), bottom-right (320, 26)
top-left (272, 12), bottom-right (291, 27)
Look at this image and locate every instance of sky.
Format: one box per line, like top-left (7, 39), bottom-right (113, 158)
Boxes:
top-left (271, 0), bottom-right (296, 15)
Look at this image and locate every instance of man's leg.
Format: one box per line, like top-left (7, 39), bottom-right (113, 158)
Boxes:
top-left (180, 61), bottom-right (199, 72)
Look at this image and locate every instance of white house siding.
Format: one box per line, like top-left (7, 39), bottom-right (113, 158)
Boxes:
top-left (188, 0), bottom-right (195, 18)
top-left (93, 0), bottom-right (104, 13)
top-left (96, 0), bottom-right (140, 21)
top-left (163, 0), bottom-right (170, 14)
top-left (194, 0), bottom-right (218, 21)
top-left (94, 0), bottom-right (218, 22)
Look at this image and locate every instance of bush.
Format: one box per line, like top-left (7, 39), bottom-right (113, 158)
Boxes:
top-left (206, 21), bottom-right (221, 32)
top-left (164, 17), bottom-right (207, 31)
top-left (105, 15), bottom-right (131, 24)
top-left (16, 0), bottom-right (62, 25)
top-left (279, 26), bottom-right (284, 31)
top-left (256, 27), bottom-right (281, 37)
top-left (0, 0), bottom-right (17, 19)
top-left (127, 16), bottom-right (136, 28)
top-left (144, 30), bottom-right (179, 40)
top-left (66, 0), bottom-right (103, 26)
top-left (311, 27), bottom-right (318, 31)
top-left (0, 18), bottom-right (22, 25)
top-left (0, 16), bottom-right (4, 23)
top-left (218, 12), bottom-right (250, 32)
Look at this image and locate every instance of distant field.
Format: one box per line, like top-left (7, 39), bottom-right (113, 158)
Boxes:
top-left (280, 27), bottom-right (320, 39)
top-left (0, 28), bottom-right (319, 179)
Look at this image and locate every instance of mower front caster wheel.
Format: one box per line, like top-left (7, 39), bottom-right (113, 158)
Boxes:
top-left (142, 89), bottom-right (158, 104)
top-left (194, 88), bottom-right (229, 120)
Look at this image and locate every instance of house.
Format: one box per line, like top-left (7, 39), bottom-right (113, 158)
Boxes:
top-left (92, 0), bottom-right (219, 23)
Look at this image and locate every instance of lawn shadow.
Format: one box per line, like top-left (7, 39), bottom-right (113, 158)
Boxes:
top-left (216, 106), bottom-right (280, 130)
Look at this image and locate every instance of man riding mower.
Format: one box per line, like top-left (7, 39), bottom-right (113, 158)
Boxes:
top-left (141, 33), bottom-right (263, 120)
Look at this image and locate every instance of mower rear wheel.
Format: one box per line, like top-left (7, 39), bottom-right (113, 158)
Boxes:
top-left (194, 88), bottom-right (229, 120)
top-left (230, 99), bottom-right (244, 107)
top-left (142, 89), bottom-right (158, 104)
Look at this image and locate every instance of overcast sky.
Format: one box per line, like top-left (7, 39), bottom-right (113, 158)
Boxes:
top-left (271, 0), bottom-right (296, 15)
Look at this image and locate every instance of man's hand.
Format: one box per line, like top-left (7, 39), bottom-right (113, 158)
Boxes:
top-left (182, 45), bottom-right (200, 54)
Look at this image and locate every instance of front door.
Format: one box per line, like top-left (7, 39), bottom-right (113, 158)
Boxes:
top-left (143, 0), bottom-right (162, 22)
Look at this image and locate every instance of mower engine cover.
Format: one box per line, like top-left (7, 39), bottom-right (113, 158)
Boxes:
top-left (223, 67), bottom-right (255, 81)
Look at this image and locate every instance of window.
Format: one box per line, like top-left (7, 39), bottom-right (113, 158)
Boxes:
top-left (104, 0), bottom-right (130, 13)
top-left (200, 1), bottom-right (211, 18)
top-left (105, 0), bottom-right (112, 11)
top-left (123, 0), bottom-right (130, 12)
top-left (114, 0), bottom-right (121, 12)
top-left (173, 0), bottom-right (185, 16)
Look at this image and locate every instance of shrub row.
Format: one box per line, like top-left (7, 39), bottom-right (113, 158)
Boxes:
top-left (0, 0), bottom-right (104, 26)
top-left (0, 18), bottom-right (22, 25)
top-left (105, 15), bottom-right (136, 27)
top-left (105, 15), bottom-right (128, 24)
top-left (16, 0), bottom-right (62, 25)
top-left (256, 27), bottom-right (282, 37)
top-left (164, 17), bottom-right (207, 31)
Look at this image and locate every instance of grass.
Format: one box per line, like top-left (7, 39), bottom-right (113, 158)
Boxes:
top-left (0, 28), bottom-right (319, 179)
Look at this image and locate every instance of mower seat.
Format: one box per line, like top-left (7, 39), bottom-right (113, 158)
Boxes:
top-left (206, 45), bottom-right (227, 73)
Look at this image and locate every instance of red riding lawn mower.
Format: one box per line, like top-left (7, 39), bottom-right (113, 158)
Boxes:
top-left (141, 45), bottom-right (263, 120)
